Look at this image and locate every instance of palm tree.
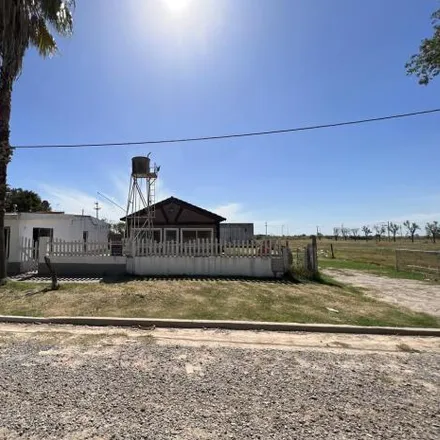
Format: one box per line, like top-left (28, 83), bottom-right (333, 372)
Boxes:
top-left (0, 0), bottom-right (74, 283)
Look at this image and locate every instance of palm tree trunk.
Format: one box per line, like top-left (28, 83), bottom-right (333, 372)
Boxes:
top-left (0, 70), bottom-right (14, 284)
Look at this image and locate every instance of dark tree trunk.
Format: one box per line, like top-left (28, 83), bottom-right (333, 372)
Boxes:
top-left (411, 234), bottom-right (414, 243)
top-left (0, 70), bottom-right (14, 284)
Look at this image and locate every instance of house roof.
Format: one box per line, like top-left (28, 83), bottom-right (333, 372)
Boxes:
top-left (121, 196), bottom-right (226, 222)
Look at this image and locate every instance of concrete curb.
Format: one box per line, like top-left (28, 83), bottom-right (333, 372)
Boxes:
top-left (0, 315), bottom-right (439, 337)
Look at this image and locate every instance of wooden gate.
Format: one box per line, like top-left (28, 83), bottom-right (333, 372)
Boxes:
top-left (19, 237), bottom-right (39, 273)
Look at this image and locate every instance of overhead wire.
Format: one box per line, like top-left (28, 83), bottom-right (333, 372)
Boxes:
top-left (12, 107), bottom-right (440, 150)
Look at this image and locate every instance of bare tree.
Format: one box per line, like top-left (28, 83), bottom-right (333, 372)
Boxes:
top-left (341, 227), bottom-right (350, 241)
top-left (387, 222), bottom-right (400, 242)
top-left (333, 227), bottom-right (340, 241)
top-left (403, 220), bottom-right (420, 243)
top-left (351, 228), bottom-right (360, 241)
top-left (362, 226), bottom-right (372, 241)
top-left (426, 221), bottom-right (439, 244)
top-left (374, 225), bottom-right (386, 242)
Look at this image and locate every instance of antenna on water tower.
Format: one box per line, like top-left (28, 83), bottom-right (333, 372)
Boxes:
top-left (125, 154), bottom-right (159, 243)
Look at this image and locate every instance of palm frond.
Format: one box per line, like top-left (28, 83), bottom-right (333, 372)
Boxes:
top-left (40, 0), bottom-right (74, 35)
top-left (1, 0), bottom-right (74, 77)
top-left (29, 18), bottom-right (57, 56)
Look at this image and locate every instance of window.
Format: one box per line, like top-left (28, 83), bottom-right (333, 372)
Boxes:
top-left (197, 230), bottom-right (212, 240)
top-left (165, 229), bottom-right (178, 242)
top-left (133, 228), bottom-right (162, 242)
top-left (181, 229), bottom-right (213, 242)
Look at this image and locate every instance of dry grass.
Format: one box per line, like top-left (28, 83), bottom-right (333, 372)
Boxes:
top-left (0, 278), bottom-right (438, 328)
top-left (288, 238), bottom-right (440, 280)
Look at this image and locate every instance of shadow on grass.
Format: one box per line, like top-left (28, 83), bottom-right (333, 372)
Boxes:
top-left (25, 285), bottom-right (59, 297)
top-left (286, 268), bottom-right (344, 288)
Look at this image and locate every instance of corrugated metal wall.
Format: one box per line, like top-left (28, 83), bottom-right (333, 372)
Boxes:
top-left (220, 223), bottom-right (254, 242)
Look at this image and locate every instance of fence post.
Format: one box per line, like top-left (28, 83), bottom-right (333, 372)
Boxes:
top-left (330, 243), bottom-right (335, 259)
top-left (39, 237), bottom-right (50, 264)
top-left (313, 236), bottom-right (318, 273)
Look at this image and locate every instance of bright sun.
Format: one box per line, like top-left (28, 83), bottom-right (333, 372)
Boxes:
top-left (163, 0), bottom-right (192, 12)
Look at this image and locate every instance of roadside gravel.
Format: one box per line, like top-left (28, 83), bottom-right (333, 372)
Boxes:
top-left (0, 332), bottom-right (439, 439)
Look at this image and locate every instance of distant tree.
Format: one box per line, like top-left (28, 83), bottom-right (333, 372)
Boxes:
top-left (351, 228), bottom-right (360, 241)
top-left (5, 187), bottom-right (51, 213)
top-left (403, 220), bottom-right (420, 243)
top-left (341, 227), bottom-right (350, 241)
top-left (387, 222), bottom-right (400, 242)
top-left (426, 221), bottom-right (439, 244)
top-left (333, 227), bottom-right (340, 241)
top-left (374, 225), bottom-right (386, 242)
top-left (110, 221), bottom-right (125, 236)
top-left (362, 226), bottom-right (372, 241)
top-left (406, 9), bottom-right (440, 85)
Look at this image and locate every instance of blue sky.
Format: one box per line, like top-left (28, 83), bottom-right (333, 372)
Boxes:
top-left (8, 0), bottom-right (440, 234)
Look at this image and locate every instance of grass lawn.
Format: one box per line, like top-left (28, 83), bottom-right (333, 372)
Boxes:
top-left (0, 278), bottom-right (438, 328)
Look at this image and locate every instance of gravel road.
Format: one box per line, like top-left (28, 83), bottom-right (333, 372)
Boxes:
top-left (323, 268), bottom-right (440, 317)
top-left (0, 326), bottom-right (439, 440)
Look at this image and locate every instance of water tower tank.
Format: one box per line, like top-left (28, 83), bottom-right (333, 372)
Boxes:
top-left (131, 156), bottom-right (150, 177)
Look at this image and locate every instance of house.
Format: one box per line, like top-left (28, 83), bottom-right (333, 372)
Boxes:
top-left (220, 223), bottom-right (254, 242)
top-left (121, 196), bottom-right (226, 242)
top-left (5, 212), bottom-right (109, 274)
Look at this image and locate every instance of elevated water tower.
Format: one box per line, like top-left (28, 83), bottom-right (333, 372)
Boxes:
top-left (125, 154), bottom-right (159, 242)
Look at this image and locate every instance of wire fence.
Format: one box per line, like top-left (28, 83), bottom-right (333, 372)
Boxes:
top-left (395, 249), bottom-right (440, 275)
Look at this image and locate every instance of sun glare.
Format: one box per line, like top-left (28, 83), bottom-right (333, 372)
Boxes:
top-left (163, 0), bottom-right (192, 13)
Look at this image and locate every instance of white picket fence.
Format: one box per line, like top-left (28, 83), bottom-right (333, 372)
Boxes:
top-left (45, 238), bottom-right (118, 257)
top-left (135, 239), bottom-right (283, 258)
top-left (19, 237), bottom-right (38, 272)
top-left (42, 238), bottom-right (284, 259)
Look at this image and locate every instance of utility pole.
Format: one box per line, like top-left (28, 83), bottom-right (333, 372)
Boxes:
top-left (265, 222), bottom-right (268, 237)
top-left (94, 202), bottom-right (101, 219)
top-left (281, 225), bottom-right (284, 236)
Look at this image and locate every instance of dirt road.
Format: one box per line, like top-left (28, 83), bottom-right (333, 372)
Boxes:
top-left (0, 324), bottom-right (439, 439)
top-left (324, 268), bottom-right (440, 317)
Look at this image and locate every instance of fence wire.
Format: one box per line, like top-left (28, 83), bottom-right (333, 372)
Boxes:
top-left (396, 249), bottom-right (440, 275)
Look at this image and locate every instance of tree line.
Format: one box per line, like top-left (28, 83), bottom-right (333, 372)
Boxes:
top-left (332, 221), bottom-right (439, 244)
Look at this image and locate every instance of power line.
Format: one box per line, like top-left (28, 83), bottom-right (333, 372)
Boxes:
top-left (97, 192), bottom-right (125, 212)
top-left (12, 107), bottom-right (440, 150)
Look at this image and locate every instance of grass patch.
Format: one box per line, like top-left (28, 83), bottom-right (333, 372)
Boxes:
top-left (319, 259), bottom-right (433, 282)
top-left (0, 278), bottom-right (438, 328)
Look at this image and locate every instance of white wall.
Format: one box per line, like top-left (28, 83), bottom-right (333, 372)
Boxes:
top-left (5, 214), bottom-right (20, 262)
top-left (127, 256), bottom-right (275, 277)
top-left (5, 213), bottom-right (109, 263)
